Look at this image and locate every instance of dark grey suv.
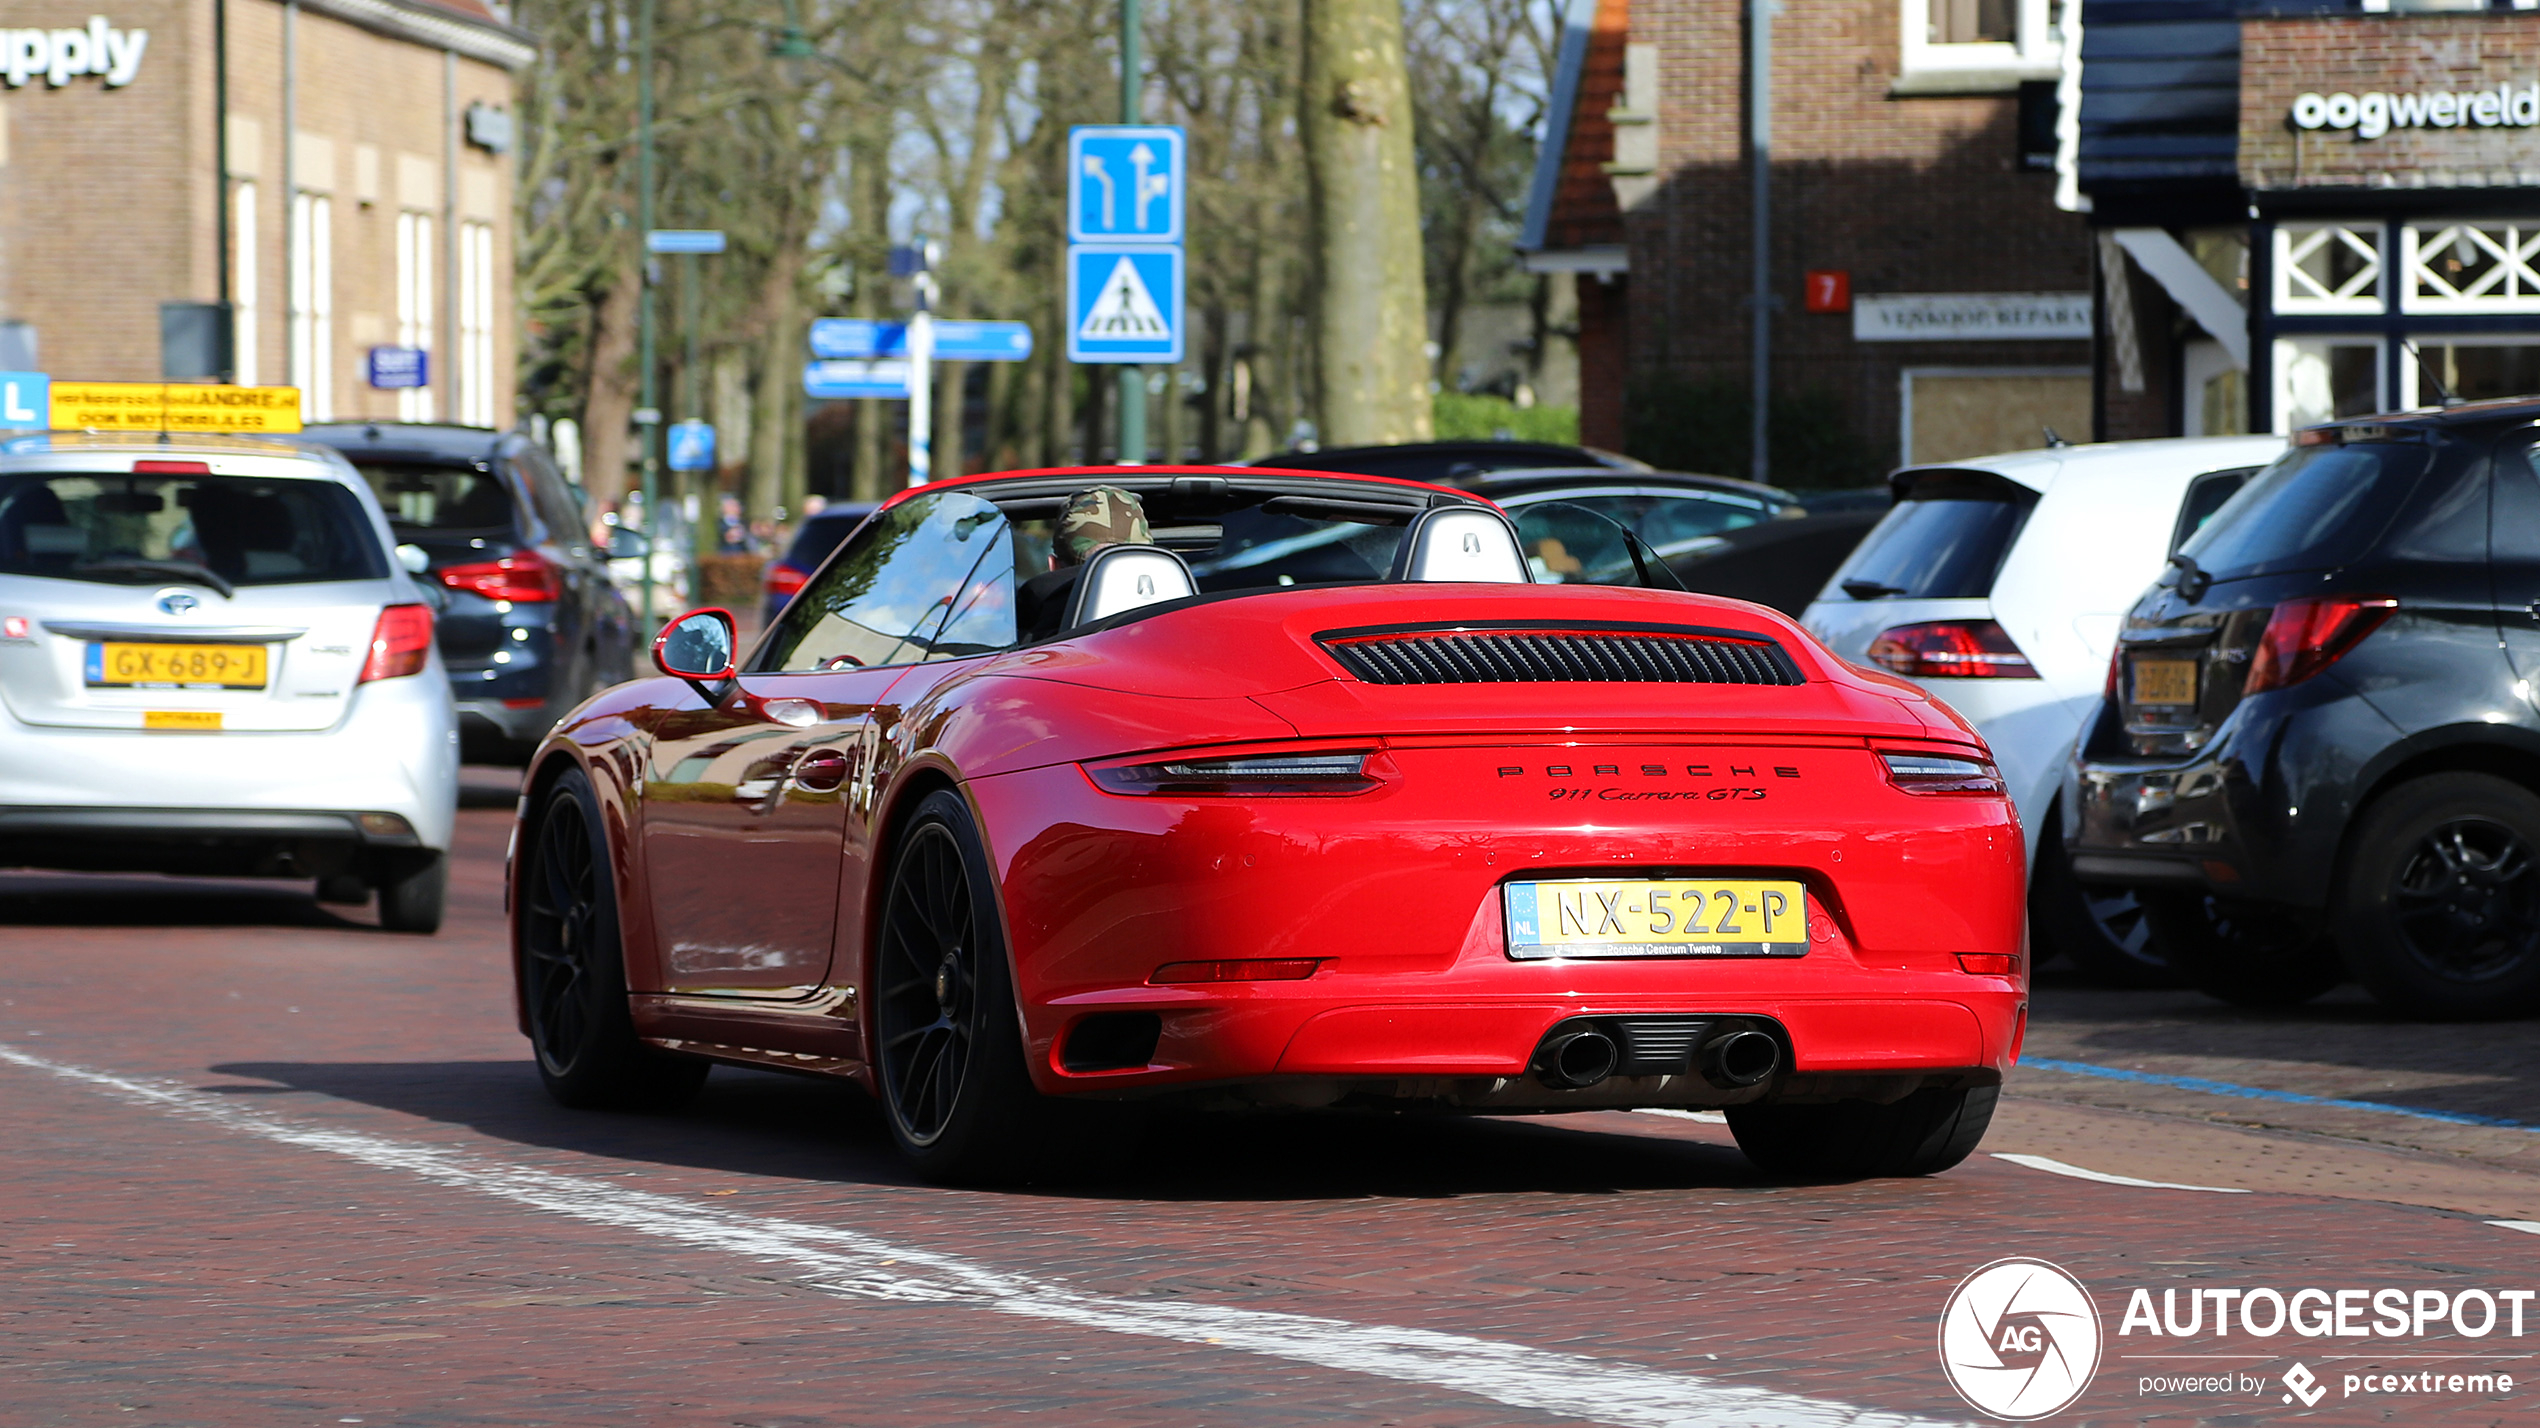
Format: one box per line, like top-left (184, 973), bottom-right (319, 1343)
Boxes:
top-left (2070, 400), bottom-right (2540, 1018)
top-left (299, 423), bottom-right (636, 762)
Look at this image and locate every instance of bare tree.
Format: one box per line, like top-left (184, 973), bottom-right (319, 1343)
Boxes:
top-left (1301, 0), bottom-right (1431, 446)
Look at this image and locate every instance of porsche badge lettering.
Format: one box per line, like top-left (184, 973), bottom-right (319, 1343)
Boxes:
top-left (1498, 762), bottom-right (1801, 803)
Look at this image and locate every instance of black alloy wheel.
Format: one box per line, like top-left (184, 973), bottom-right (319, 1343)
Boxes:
top-left (2337, 773), bottom-right (2540, 1019)
top-left (2030, 811), bottom-right (2179, 987)
top-left (873, 789), bottom-right (1046, 1182)
top-left (520, 770), bottom-right (708, 1109)
top-left (2138, 891), bottom-right (2344, 1008)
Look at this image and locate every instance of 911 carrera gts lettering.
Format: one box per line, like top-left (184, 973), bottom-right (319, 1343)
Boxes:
top-left (1547, 786), bottom-right (1770, 801)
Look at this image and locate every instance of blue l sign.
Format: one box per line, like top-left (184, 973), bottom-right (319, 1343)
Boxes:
top-left (1067, 247), bottom-right (1183, 364)
top-left (666, 420), bottom-right (716, 472)
top-left (1068, 126), bottom-right (1184, 244)
top-left (0, 371), bottom-right (46, 430)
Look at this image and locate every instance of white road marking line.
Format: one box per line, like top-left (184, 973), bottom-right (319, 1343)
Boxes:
top-left (1635, 1109), bottom-right (1728, 1124)
top-left (1991, 1153), bottom-right (2249, 1194)
top-left (2488, 1221), bottom-right (2540, 1236)
top-left (0, 1043), bottom-right (1962, 1428)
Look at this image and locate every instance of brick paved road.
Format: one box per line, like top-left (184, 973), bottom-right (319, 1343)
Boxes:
top-left (1, 771), bottom-right (2534, 1428)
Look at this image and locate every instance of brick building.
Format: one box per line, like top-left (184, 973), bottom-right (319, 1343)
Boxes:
top-left (2079, 1), bottom-right (2540, 437)
top-left (0, 0), bottom-right (532, 425)
top-left (1522, 0), bottom-right (2095, 479)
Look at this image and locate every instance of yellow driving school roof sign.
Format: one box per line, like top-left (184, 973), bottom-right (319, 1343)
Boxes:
top-left (49, 382), bottom-right (303, 434)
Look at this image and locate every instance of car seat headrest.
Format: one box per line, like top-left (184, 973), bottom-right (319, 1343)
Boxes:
top-left (1063, 543), bottom-right (1197, 628)
top-left (1389, 505), bottom-right (1531, 583)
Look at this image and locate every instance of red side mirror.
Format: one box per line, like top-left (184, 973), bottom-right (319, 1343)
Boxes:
top-left (653, 607), bottom-right (738, 681)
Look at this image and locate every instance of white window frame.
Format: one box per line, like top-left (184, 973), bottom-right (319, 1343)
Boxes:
top-left (2401, 221), bottom-right (2540, 315)
top-left (289, 191), bottom-right (332, 422)
top-left (458, 219), bottom-right (496, 428)
top-left (2272, 222), bottom-right (2386, 317)
top-left (396, 211), bottom-right (436, 422)
top-left (1896, 0), bottom-right (2063, 94)
top-left (232, 181), bottom-right (258, 388)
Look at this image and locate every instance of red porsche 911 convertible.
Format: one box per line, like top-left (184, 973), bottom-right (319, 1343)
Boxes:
top-left (508, 465), bottom-right (2025, 1182)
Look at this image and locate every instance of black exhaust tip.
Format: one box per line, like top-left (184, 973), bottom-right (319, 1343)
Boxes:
top-left (1535, 1028), bottom-right (1621, 1089)
top-left (1701, 1028), bottom-right (1781, 1088)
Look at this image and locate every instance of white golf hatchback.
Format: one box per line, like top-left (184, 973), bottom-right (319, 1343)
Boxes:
top-left (1802, 435), bottom-right (2284, 983)
top-left (0, 433), bottom-right (458, 930)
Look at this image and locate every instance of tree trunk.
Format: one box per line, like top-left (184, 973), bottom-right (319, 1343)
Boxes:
top-left (1198, 307), bottom-right (1227, 462)
top-left (580, 273), bottom-right (641, 505)
top-left (748, 249), bottom-right (806, 521)
top-left (931, 358), bottom-right (967, 480)
top-left (1301, 0), bottom-right (1431, 447)
top-left (853, 399), bottom-right (885, 501)
top-left (983, 356), bottom-right (1018, 470)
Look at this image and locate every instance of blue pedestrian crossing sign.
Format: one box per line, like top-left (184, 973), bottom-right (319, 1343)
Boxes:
top-left (1067, 247), bottom-right (1183, 364)
top-left (665, 420), bottom-right (715, 472)
top-left (1068, 126), bottom-right (1184, 245)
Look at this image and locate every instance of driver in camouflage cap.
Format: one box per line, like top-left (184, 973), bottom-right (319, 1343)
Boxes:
top-left (1052, 484), bottom-right (1153, 567)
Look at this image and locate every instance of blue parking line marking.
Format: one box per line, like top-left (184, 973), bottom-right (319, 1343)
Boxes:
top-left (2019, 1056), bottom-right (2538, 1132)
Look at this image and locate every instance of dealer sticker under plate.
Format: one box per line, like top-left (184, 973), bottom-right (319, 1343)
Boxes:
top-left (1505, 877), bottom-right (1809, 959)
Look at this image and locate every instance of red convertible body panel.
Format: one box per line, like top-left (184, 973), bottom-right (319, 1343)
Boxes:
top-left (512, 467), bottom-right (2025, 1125)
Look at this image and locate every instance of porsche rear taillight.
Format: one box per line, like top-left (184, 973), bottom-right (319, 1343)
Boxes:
top-left (766, 562), bottom-right (810, 602)
top-left (1866, 620), bottom-right (2037, 679)
top-left (358, 604), bottom-right (434, 683)
top-left (2243, 595), bottom-right (2396, 695)
top-left (1087, 748), bottom-right (1383, 796)
top-left (1879, 749), bottom-right (2005, 796)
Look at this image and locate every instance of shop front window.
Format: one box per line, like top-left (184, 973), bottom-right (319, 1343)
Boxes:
top-left (2274, 338), bottom-right (2382, 431)
top-left (2403, 223), bottom-right (2540, 313)
top-left (2275, 224), bottom-right (2383, 315)
top-left (2404, 341), bottom-right (2540, 406)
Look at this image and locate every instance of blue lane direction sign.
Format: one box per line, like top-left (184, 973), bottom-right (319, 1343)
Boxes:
top-left (1067, 246), bottom-right (1183, 364)
top-left (803, 359), bottom-right (913, 400)
top-left (808, 319), bottom-right (1035, 363)
top-left (0, 371), bottom-right (48, 430)
top-left (366, 346), bottom-right (428, 389)
top-left (1068, 126), bottom-right (1185, 245)
top-left (646, 229), bottom-right (727, 255)
top-left (808, 319), bottom-right (897, 360)
top-left (666, 420), bottom-right (716, 472)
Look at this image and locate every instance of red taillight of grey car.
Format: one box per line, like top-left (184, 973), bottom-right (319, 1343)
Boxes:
top-left (2243, 595), bottom-right (2397, 695)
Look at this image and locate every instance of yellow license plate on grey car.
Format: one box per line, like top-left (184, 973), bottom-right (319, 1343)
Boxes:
top-left (1505, 878), bottom-right (1809, 959)
top-left (86, 642), bottom-right (269, 688)
top-left (2130, 657), bottom-right (2196, 707)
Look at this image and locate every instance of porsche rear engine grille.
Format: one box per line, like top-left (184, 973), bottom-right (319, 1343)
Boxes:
top-left (1318, 624), bottom-right (1804, 686)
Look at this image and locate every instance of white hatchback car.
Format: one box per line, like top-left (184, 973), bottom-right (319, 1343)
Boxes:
top-left (0, 433), bottom-right (458, 930)
top-left (1802, 436), bottom-right (2284, 982)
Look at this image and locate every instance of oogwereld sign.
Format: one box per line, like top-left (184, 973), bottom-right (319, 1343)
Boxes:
top-left (1, 17), bottom-right (150, 89)
top-left (2291, 84), bottom-right (2540, 140)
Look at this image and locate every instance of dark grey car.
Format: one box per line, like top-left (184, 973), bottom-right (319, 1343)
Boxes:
top-left (298, 423), bottom-right (636, 762)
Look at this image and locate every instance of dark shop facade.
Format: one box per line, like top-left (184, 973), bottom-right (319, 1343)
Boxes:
top-left (2077, 1), bottom-right (2540, 438)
